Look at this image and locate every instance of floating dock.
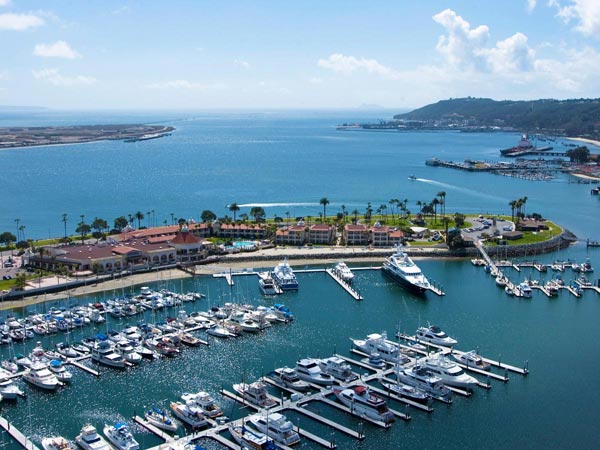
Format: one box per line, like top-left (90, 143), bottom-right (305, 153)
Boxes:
top-left (325, 268), bottom-right (362, 300)
top-left (132, 415), bottom-right (175, 442)
top-left (0, 415), bottom-right (41, 450)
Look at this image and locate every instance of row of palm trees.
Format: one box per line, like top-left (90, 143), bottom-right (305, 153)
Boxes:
top-left (508, 196), bottom-right (528, 222)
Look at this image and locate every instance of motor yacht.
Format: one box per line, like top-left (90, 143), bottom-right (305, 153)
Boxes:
top-left (451, 350), bottom-right (490, 371)
top-left (169, 401), bottom-right (209, 429)
top-left (145, 406), bottom-right (178, 433)
top-left (177, 332), bottom-right (202, 347)
top-left (232, 381), bottom-right (278, 409)
top-left (272, 259), bottom-right (298, 291)
top-left (268, 367), bottom-right (310, 392)
top-left (350, 332), bottom-right (404, 362)
top-left (382, 246), bottom-right (431, 294)
top-left (75, 424), bottom-right (112, 450)
top-left (294, 358), bottom-right (335, 386)
top-left (395, 365), bottom-right (452, 401)
top-left (333, 261), bottom-right (354, 283)
top-left (91, 341), bottom-right (126, 368)
top-left (332, 385), bottom-right (395, 425)
top-left (114, 341), bottom-right (142, 365)
top-left (248, 412), bottom-right (301, 446)
top-left (206, 324), bottom-right (234, 338)
top-left (518, 282), bottom-right (533, 298)
top-left (0, 375), bottom-right (24, 399)
top-left (379, 379), bottom-right (430, 404)
top-left (318, 356), bottom-right (358, 382)
top-left (366, 352), bottom-right (386, 369)
top-left (228, 423), bottom-right (282, 450)
top-left (421, 353), bottom-right (479, 389)
top-left (181, 391), bottom-right (223, 418)
top-left (415, 325), bottom-right (457, 347)
top-left (41, 436), bottom-right (76, 450)
top-left (259, 274), bottom-right (279, 295)
top-left (103, 423), bottom-right (139, 450)
top-left (23, 362), bottom-right (61, 390)
top-left (226, 311), bottom-right (260, 333)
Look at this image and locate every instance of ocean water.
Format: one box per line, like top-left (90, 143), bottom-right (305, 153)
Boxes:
top-left (0, 110), bottom-right (599, 449)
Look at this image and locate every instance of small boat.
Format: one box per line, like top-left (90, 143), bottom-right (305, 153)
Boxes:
top-left (318, 356), bottom-right (358, 382)
top-left (408, 174), bottom-right (417, 180)
top-left (0, 375), bottom-right (25, 399)
top-left (114, 341), bottom-right (142, 365)
top-left (181, 391), bottom-right (223, 418)
top-left (505, 285), bottom-right (515, 296)
top-left (206, 324), bottom-right (234, 338)
top-left (227, 311), bottom-right (261, 333)
top-left (379, 379), bottom-right (430, 404)
top-left (48, 359), bottom-right (73, 383)
top-left (177, 332), bottom-right (202, 347)
top-left (295, 358), bottom-right (335, 386)
top-left (248, 412), bottom-right (301, 446)
top-left (75, 424), bottom-right (112, 450)
top-left (232, 381), bottom-right (278, 409)
top-left (366, 352), bottom-right (386, 369)
top-left (145, 406), bottom-right (178, 433)
top-left (228, 423), bottom-right (283, 450)
top-left (415, 325), bottom-right (457, 347)
top-left (517, 282), bottom-right (533, 298)
top-left (451, 350), bottom-right (490, 371)
top-left (332, 385), bottom-right (395, 425)
top-left (56, 342), bottom-right (79, 358)
top-left (332, 261), bottom-right (354, 283)
top-left (495, 274), bottom-right (508, 287)
top-left (23, 362), bottom-right (61, 390)
top-left (91, 341), bottom-right (127, 368)
top-left (268, 367), bottom-right (310, 392)
top-left (41, 436), bottom-right (76, 450)
top-left (259, 274), bottom-right (279, 295)
top-left (103, 423), bottom-right (139, 450)
top-left (169, 401), bottom-right (208, 429)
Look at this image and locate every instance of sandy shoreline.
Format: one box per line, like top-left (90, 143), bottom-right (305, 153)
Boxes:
top-left (567, 137), bottom-right (600, 148)
top-left (570, 172), bottom-right (600, 181)
top-left (0, 254), bottom-right (390, 311)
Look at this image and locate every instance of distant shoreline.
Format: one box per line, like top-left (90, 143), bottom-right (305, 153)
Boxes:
top-left (567, 137), bottom-right (600, 148)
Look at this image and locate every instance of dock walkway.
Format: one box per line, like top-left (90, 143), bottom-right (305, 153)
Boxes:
top-left (0, 415), bottom-right (40, 450)
top-left (325, 269), bottom-right (362, 300)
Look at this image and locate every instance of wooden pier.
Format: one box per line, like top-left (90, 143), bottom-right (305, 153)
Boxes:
top-left (325, 269), bottom-right (363, 300)
top-left (68, 355), bottom-right (100, 376)
top-left (0, 415), bottom-right (40, 450)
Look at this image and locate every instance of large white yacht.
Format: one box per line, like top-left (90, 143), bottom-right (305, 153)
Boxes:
top-left (272, 259), bottom-right (298, 291)
top-left (181, 391), bottom-right (223, 418)
top-left (420, 353), bottom-right (479, 389)
top-left (169, 401), bottom-right (209, 429)
top-left (333, 261), bottom-right (354, 283)
top-left (318, 356), bottom-right (358, 382)
top-left (75, 424), bottom-right (112, 450)
top-left (232, 381), bottom-right (278, 409)
top-left (23, 362), bottom-right (61, 390)
top-left (268, 367), bottom-right (310, 392)
top-left (295, 358), bottom-right (335, 386)
top-left (91, 341), bottom-right (126, 368)
top-left (395, 365), bottom-right (452, 401)
top-left (332, 385), bottom-right (395, 425)
top-left (382, 246), bottom-right (431, 294)
top-left (248, 412), bottom-right (301, 446)
top-left (350, 332), bottom-right (405, 363)
top-left (415, 325), bottom-right (458, 347)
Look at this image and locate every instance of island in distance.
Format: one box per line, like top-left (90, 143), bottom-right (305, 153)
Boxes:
top-left (0, 124), bottom-right (175, 149)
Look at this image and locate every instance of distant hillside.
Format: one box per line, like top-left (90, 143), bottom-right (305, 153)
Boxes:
top-left (394, 97), bottom-right (600, 138)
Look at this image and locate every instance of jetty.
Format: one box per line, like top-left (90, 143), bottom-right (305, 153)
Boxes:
top-left (0, 415), bottom-right (40, 450)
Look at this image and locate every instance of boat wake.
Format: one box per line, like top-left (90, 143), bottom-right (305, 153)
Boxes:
top-left (236, 202), bottom-right (320, 208)
top-left (416, 178), bottom-right (507, 202)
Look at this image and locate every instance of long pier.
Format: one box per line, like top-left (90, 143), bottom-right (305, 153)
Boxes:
top-left (325, 269), bottom-right (363, 300)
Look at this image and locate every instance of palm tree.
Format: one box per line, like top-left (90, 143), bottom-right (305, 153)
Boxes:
top-left (18, 225), bottom-right (25, 242)
top-left (432, 198), bottom-right (440, 223)
top-left (341, 204), bottom-right (347, 223)
top-left (229, 203), bottom-right (240, 222)
top-left (134, 211), bottom-right (144, 229)
top-left (146, 211), bottom-right (152, 227)
top-left (437, 191), bottom-right (446, 218)
top-left (388, 199), bottom-right (396, 222)
top-left (319, 198), bottom-right (330, 222)
top-left (351, 209), bottom-right (359, 223)
top-left (14, 218), bottom-right (20, 242)
top-left (62, 213), bottom-right (68, 238)
top-left (509, 200), bottom-right (518, 222)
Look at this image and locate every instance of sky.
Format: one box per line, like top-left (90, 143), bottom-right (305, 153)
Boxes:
top-left (0, 0), bottom-right (599, 110)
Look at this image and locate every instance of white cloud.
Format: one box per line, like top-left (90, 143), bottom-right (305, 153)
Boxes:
top-left (308, 77), bottom-right (323, 84)
top-left (527, 0), bottom-right (537, 12)
top-left (318, 53), bottom-right (400, 79)
top-left (477, 32), bottom-right (535, 73)
top-left (551, 0), bottom-right (600, 35)
top-left (32, 68), bottom-right (96, 86)
top-left (432, 9), bottom-right (489, 70)
top-left (145, 80), bottom-right (226, 90)
top-left (0, 0), bottom-right (11, 7)
top-left (33, 41), bottom-right (79, 59)
top-left (112, 5), bottom-right (131, 15)
top-left (234, 59), bottom-right (250, 69)
top-left (0, 13), bottom-right (44, 30)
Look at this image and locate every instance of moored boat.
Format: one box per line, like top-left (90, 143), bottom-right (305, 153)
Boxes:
top-left (332, 261), bottom-right (354, 283)
top-left (451, 350), bottom-right (490, 371)
top-left (103, 423), bottom-right (139, 450)
top-left (420, 353), bottom-right (478, 390)
top-left (318, 356), bottom-right (358, 382)
top-left (228, 423), bottom-right (282, 450)
top-left (75, 424), bottom-right (112, 450)
top-left (415, 325), bottom-right (457, 347)
top-left (268, 367), bottom-right (310, 392)
top-left (41, 436), bottom-right (76, 450)
top-left (382, 246), bottom-right (431, 294)
top-left (272, 259), bottom-right (298, 291)
top-left (181, 391), bottom-right (223, 418)
top-left (169, 401), bottom-right (209, 429)
top-left (232, 381), bottom-right (278, 409)
top-left (145, 406), bottom-right (178, 433)
top-left (295, 358), bottom-right (335, 386)
top-left (23, 362), bottom-right (61, 390)
top-left (379, 379), bottom-right (430, 404)
top-left (332, 385), bottom-right (395, 425)
top-left (248, 412), bottom-right (301, 446)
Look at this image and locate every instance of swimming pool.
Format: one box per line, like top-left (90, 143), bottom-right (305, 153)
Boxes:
top-left (224, 240), bottom-right (257, 251)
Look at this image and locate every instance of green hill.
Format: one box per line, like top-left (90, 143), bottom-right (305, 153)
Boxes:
top-left (394, 97), bottom-right (600, 138)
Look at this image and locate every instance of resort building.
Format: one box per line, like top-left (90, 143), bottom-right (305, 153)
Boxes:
top-left (275, 225), bottom-right (307, 246)
top-left (213, 222), bottom-right (267, 239)
top-left (121, 223), bottom-right (211, 241)
top-left (308, 224), bottom-right (336, 244)
top-left (29, 228), bottom-right (205, 274)
top-left (343, 224), bottom-right (368, 245)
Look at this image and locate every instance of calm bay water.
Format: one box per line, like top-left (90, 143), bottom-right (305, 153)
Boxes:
top-left (0, 110), bottom-right (599, 449)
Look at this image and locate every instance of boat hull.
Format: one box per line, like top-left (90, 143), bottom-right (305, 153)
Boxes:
top-left (382, 265), bottom-right (427, 295)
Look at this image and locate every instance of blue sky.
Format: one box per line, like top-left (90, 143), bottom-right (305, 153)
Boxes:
top-left (1, 0), bottom-right (599, 109)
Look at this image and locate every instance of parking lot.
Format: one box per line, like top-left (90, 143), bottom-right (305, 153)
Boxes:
top-left (461, 216), bottom-right (514, 242)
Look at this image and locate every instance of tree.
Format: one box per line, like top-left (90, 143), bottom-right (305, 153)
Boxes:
top-left (432, 198), bottom-right (440, 222)
top-left (14, 218), bottom-right (20, 242)
top-left (441, 216), bottom-right (451, 237)
top-left (201, 210), bottom-right (216, 223)
top-left (250, 207), bottom-right (266, 223)
top-left (134, 211), bottom-right (144, 229)
top-left (454, 212), bottom-right (465, 227)
top-left (14, 273), bottom-right (27, 291)
top-left (19, 225), bottom-right (26, 242)
top-left (114, 216), bottom-right (128, 231)
top-left (62, 213), bottom-right (68, 238)
top-left (319, 198), bottom-right (330, 222)
top-left (566, 146), bottom-right (590, 163)
top-left (351, 209), bottom-right (359, 223)
top-left (364, 203), bottom-right (373, 223)
top-left (509, 200), bottom-right (517, 222)
top-left (229, 203), bottom-right (240, 222)
top-left (76, 221), bottom-right (91, 244)
top-left (341, 205), bottom-right (347, 223)
top-left (437, 191), bottom-right (446, 217)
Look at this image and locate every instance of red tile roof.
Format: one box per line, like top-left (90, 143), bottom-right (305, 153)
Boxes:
top-left (171, 231), bottom-right (200, 244)
top-left (345, 224), bottom-right (367, 231)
